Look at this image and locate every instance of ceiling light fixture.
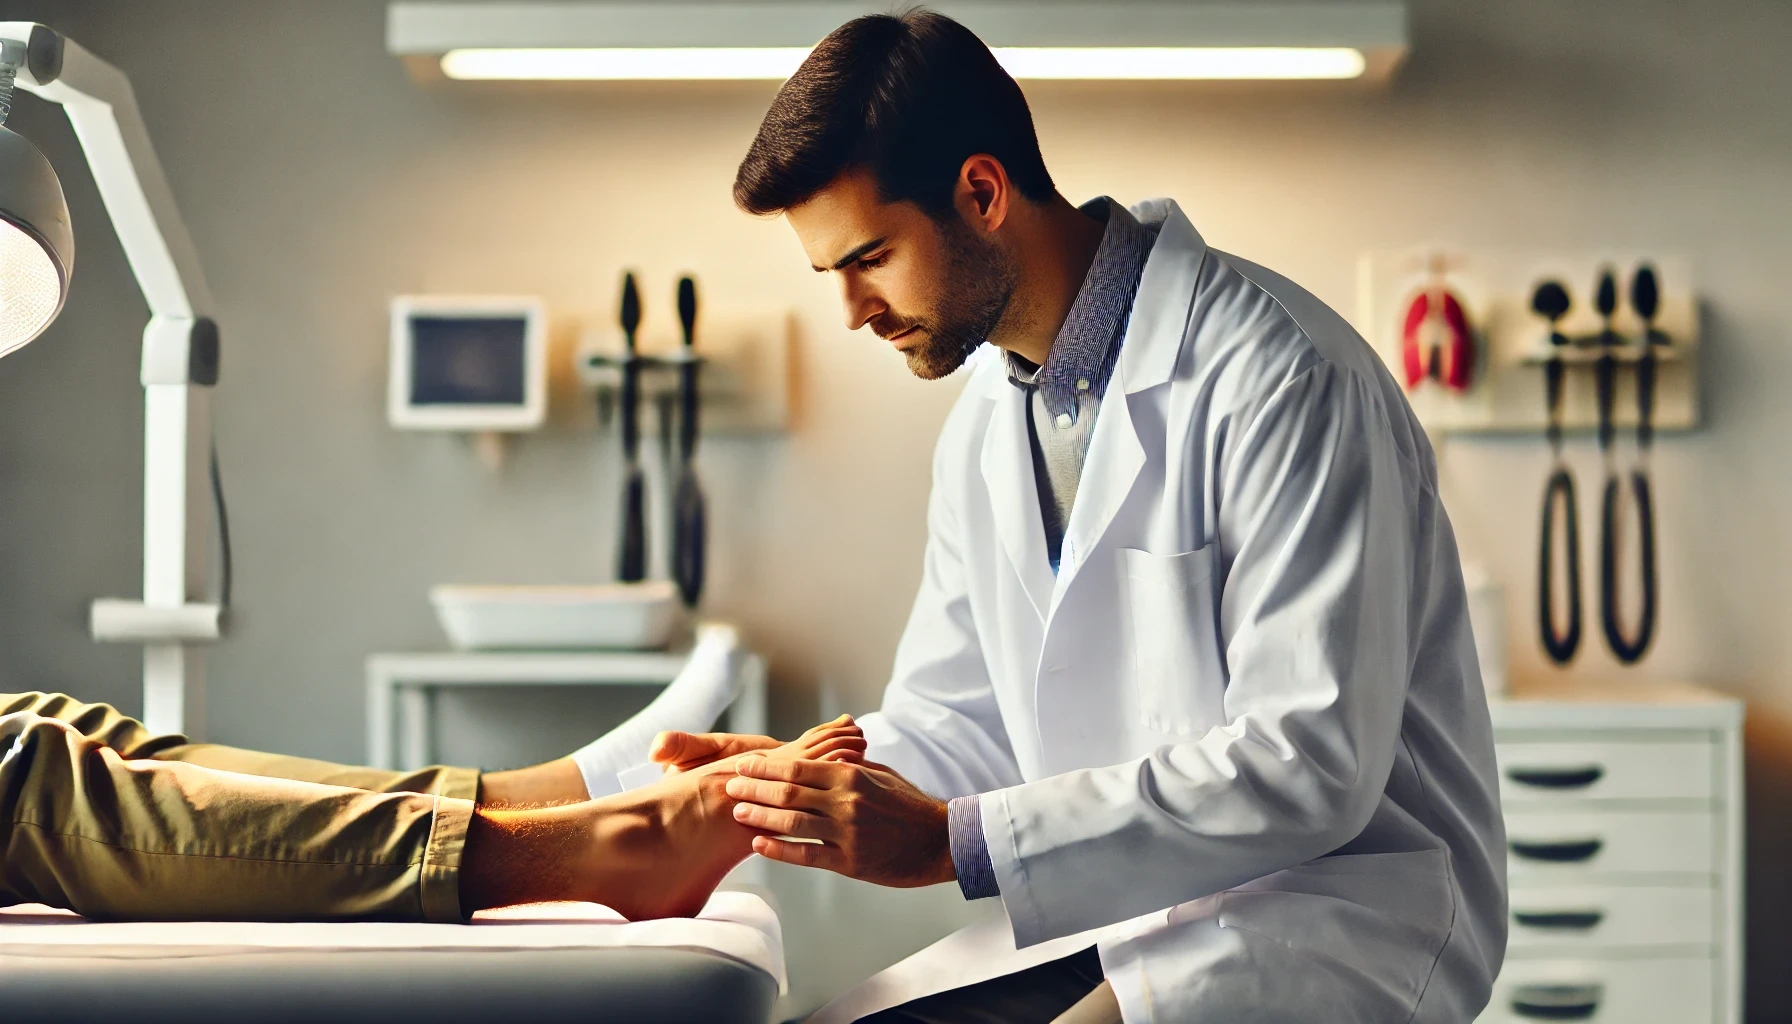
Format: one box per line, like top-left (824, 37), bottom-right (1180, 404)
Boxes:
top-left (395, 3), bottom-right (1408, 85)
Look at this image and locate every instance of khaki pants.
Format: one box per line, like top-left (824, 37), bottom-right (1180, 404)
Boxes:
top-left (0, 692), bottom-right (477, 923)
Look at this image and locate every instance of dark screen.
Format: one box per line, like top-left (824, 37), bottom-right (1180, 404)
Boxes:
top-left (409, 316), bottom-right (527, 406)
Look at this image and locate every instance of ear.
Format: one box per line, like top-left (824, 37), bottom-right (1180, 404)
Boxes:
top-left (954, 154), bottom-right (1011, 236)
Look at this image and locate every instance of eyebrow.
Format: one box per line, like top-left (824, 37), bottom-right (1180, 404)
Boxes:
top-left (814, 237), bottom-right (887, 273)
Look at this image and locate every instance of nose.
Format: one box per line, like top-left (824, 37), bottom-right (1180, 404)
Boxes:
top-left (837, 274), bottom-right (884, 332)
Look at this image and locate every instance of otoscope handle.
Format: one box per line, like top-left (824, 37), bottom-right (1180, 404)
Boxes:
top-left (679, 362), bottom-right (700, 457)
top-left (1544, 358), bottom-right (1566, 453)
top-left (619, 272), bottom-right (643, 460)
top-left (1593, 353), bottom-right (1617, 454)
top-left (619, 358), bottom-right (640, 458)
top-left (676, 276), bottom-right (700, 461)
top-left (1635, 352), bottom-right (1657, 451)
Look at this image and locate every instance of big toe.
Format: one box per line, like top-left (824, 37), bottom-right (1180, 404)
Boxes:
top-left (650, 730), bottom-right (698, 764)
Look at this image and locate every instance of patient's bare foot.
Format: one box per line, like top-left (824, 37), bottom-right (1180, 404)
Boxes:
top-left (572, 716), bottom-right (865, 920)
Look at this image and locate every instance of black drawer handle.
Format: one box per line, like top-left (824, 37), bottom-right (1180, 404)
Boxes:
top-left (1513, 908), bottom-right (1605, 930)
top-left (1511, 983), bottom-right (1602, 1020)
top-left (1507, 764), bottom-right (1605, 790)
top-left (1510, 838), bottom-right (1603, 863)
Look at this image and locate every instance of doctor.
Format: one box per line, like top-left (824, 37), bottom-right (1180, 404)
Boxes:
top-left (656, 9), bottom-right (1507, 1023)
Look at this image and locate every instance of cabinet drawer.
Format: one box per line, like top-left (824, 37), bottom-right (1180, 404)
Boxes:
top-left (1505, 810), bottom-right (1716, 878)
top-left (1495, 739), bottom-right (1713, 803)
top-left (1508, 885), bottom-right (1715, 950)
top-left (1479, 957), bottom-right (1713, 1023)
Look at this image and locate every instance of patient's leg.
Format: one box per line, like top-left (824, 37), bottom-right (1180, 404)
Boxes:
top-left (0, 693), bottom-right (471, 921)
top-left (460, 717), bottom-right (865, 920)
top-left (0, 691), bottom-right (856, 922)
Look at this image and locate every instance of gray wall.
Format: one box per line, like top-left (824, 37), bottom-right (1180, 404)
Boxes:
top-left (3, 0), bottom-right (1790, 1016)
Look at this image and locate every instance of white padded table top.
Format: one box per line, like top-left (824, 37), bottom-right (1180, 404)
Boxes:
top-left (0, 892), bottom-right (784, 1024)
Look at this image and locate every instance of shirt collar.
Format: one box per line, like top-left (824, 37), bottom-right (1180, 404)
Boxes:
top-left (1005, 197), bottom-right (1154, 416)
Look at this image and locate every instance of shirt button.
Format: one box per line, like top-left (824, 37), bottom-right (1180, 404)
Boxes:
top-left (1076, 378), bottom-right (1090, 391)
top-left (1054, 413), bottom-right (1073, 430)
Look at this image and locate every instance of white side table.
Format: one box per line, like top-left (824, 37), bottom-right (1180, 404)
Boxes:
top-left (1482, 678), bottom-right (1744, 1024)
top-left (365, 647), bottom-right (769, 772)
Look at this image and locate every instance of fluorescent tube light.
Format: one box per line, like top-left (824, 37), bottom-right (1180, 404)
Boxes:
top-left (440, 45), bottom-right (1368, 82)
top-left (440, 46), bottom-right (812, 80)
top-left (994, 46), bottom-right (1366, 80)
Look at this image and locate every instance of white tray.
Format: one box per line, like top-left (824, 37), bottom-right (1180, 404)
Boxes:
top-left (429, 582), bottom-right (682, 651)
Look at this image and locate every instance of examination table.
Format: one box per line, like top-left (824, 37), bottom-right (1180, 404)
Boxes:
top-left (0, 891), bottom-right (784, 1023)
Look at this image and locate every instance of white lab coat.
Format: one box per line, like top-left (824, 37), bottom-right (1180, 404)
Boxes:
top-left (821, 199), bottom-right (1507, 1023)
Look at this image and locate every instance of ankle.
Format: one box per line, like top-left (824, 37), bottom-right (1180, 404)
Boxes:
top-left (570, 793), bottom-right (668, 895)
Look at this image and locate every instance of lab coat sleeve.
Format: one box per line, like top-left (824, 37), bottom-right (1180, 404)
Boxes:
top-left (857, 421), bottom-right (1026, 802)
top-left (982, 361), bottom-right (1418, 946)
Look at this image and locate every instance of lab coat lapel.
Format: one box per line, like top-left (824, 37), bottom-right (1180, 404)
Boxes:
top-left (1048, 199), bottom-right (1208, 608)
top-left (980, 380), bottom-right (1054, 622)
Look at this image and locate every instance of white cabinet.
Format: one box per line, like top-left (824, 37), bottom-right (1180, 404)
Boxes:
top-left (1483, 679), bottom-right (1744, 1024)
top-left (1482, 958), bottom-right (1715, 1024)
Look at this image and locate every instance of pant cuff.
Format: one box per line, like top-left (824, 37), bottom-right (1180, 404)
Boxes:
top-left (419, 794), bottom-right (474, 922)
top-left (436, 765), bottom-right (480, 802)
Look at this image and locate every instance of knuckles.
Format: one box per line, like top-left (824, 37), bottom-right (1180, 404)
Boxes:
top-left (839, 792), bottom-right (868, 822)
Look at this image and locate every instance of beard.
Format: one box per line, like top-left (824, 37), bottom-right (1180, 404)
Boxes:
top-left (870, 218), bottom-right (1018, 381)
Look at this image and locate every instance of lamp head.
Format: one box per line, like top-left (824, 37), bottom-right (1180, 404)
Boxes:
top-left (0, 122), bottom-right (71, 357)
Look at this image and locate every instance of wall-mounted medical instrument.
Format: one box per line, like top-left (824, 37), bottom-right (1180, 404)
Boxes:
top-left (581, 279), bottom-right (792, 605)
top-left (0, 23), bottom-right (227, 736)
top-left (1362, 252), bottom-right (1694, 671)
top-left (388, 295), bottom-right (547, 466)
top-left (591, 272), bottom-right (710, 600)
top-left (1597, 265), bottom-right (1661, 664)
top-left (1357, 251), bottom-right (1699, 434)
top-left (1400, 255), bottom-right (1475, 394)
top-left (672, 276), bottom-right (706, 608)
top-left (1530, 280), bottom-right (1581, 665)
top-left (1525, 265), bottom-right (1671, 667)
top-left (387, 2), bottom-right (1411, 84)
top-left (609, 272), bottom-right (648, 583)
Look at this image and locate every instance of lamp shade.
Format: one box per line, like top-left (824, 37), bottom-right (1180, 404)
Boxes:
top-left (0, 124), bottom-right (71, 357)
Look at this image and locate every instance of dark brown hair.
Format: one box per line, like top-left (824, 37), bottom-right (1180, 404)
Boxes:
top-left (733, 9), bottom-right (1055, 218)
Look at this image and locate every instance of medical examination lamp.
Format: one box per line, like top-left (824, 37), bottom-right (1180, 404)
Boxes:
top-left (0, 108), bottom-right (69, 354)
top-left (0, 24), bottom-right (223, 737)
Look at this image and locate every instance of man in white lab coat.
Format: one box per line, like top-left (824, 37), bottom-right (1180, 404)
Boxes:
top-left (654, 10), bottom-right (1507, 1022)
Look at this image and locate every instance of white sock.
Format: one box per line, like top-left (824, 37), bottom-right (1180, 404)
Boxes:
top-left (571, 623), bottom-right (745, 798)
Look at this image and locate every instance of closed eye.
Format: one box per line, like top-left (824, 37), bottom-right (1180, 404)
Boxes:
top-left (857, 252), bottom-right (889, 271)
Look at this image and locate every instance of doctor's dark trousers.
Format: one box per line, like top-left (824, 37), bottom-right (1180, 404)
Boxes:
top-left (0, 691), bottom-right (476, 921)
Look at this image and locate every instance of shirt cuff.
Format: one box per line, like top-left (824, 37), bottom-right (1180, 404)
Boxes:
top-left (947, 795), bottom-right (1000, 901)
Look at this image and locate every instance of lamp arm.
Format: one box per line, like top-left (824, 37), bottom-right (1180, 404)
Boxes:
top-left (0, 23), bottom-right (221, 738)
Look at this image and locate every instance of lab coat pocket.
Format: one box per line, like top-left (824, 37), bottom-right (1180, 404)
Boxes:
top-left (1121, 545), bottom-right (1227, 735)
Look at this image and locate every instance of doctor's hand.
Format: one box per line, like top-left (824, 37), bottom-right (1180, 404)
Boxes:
top-left (724, 758), bottom-right (956, 888)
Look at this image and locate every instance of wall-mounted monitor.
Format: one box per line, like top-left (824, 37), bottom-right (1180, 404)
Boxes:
top-left (388, 295), bottom-right (547, 431)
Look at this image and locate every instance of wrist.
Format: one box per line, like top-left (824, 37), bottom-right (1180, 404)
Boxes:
top-left (926, 796), bottom-right (956, 886)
